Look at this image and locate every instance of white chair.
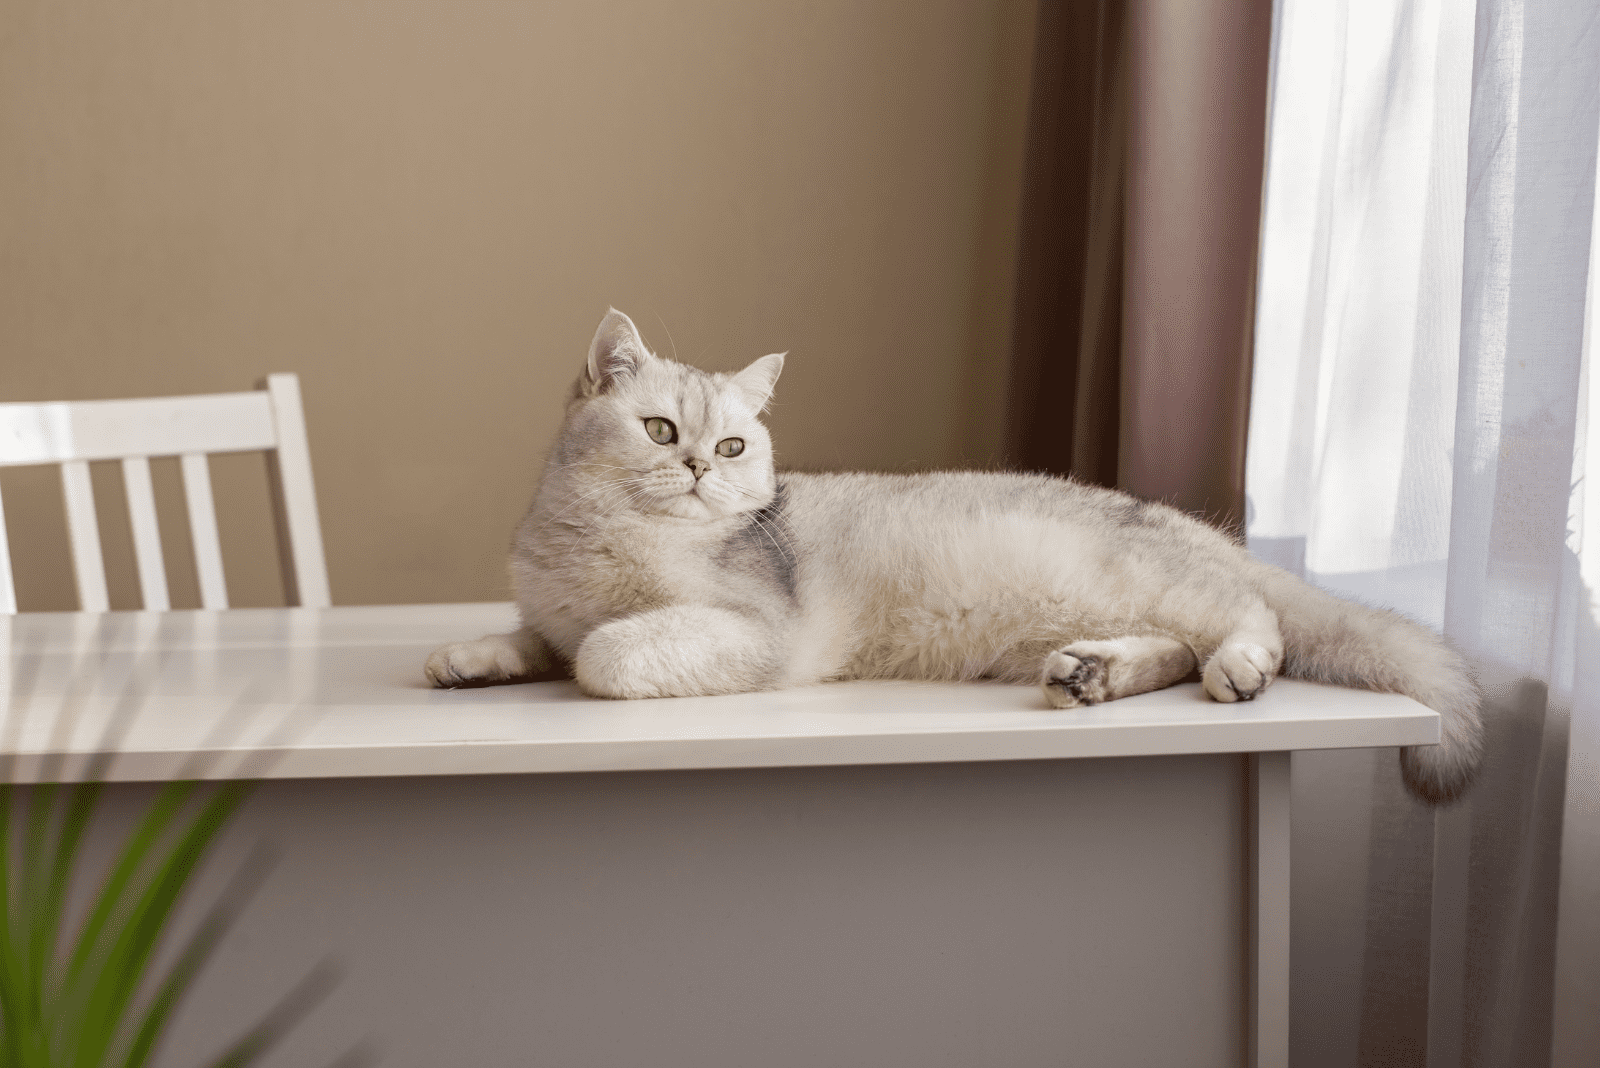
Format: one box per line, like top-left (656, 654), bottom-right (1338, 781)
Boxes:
top-left (0, 374), bottom-right (330, 612)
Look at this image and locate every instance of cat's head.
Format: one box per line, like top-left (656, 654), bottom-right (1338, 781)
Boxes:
top-left (552, 308), bottom-right (784, 521)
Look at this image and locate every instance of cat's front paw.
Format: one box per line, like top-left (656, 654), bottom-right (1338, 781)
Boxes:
top-left (573, 626), bottom-right (675, 699)
top-left (425, 634), bottom-right (531, 688)
top-left (573, 609), bottom-right (761, 699)
top-left (1042, 647), bottom-right (1109, 708)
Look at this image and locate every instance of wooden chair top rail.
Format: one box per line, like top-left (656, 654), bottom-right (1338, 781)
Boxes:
top-left (0, 391), bottom-right (278, 467)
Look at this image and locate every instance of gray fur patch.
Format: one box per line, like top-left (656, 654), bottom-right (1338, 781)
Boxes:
top-left (719, 482), bottom-right (796, 599)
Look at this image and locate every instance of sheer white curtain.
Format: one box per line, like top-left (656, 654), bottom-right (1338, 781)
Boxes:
top-left (1247, 0), bottom-right (1599, 1064)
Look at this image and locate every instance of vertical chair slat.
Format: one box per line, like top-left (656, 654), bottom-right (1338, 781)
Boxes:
top-left (180, 452), bottom-right (228, 609)
top-left (0, 484), bottom-right (15, 613)
top-left (265, 374), bottom-right (331, 608)
top-left (60, 461), bottom-right (109, 612)
top-left (121, 456), bottom-right (169, 611)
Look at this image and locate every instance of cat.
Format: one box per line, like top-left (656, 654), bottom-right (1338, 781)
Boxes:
top-left (425, 308), bottom-right (1483, 804)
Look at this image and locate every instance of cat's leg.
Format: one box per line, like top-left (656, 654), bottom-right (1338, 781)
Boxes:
top-left (1042, 635), bottom-right (1197, 709)
top-left (425, 627), bottom-right (551, 687)
top-left (1200, 602), bottom-right (1284, 702)
top-left (575, 604), bottom-right (782, 699)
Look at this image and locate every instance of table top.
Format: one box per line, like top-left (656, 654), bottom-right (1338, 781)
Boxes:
top-left (0, 603), bottom-right (1440, 783)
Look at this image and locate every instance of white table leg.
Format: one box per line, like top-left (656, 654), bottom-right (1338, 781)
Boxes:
top-left (1248, 751), bottom-right (1291, 1068)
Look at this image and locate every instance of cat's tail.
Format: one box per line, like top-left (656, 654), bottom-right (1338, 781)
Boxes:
top-left (1252, 562), bottom-right (1483, 804)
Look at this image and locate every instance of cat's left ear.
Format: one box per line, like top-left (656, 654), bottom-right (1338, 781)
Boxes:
top-left (584, 308), bottom-right (651, 395)
top-left (732, 353), bottom-right (785, 413)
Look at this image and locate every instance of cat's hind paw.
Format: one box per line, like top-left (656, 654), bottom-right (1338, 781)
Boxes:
top-left (424, 633), bottom-right (533, 688)
top-left (1042, 648), bottom-right (1109, 708)
top-left (1202, 642), bottom-right (1276, 702)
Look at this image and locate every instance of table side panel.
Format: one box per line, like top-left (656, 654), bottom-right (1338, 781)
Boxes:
top-left (81, 755), bottom-right (1250, 1068)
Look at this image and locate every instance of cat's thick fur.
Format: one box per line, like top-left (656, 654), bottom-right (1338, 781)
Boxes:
top-left (427, 309), bottom-right (1484, 804)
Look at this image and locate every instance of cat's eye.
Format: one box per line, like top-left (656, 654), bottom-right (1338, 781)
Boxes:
top-left (644, 417), bottom-right (677, 445)
top-left (716, 438), bottom-right (745, 458)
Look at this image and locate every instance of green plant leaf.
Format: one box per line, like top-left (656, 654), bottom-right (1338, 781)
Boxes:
top-left (117, 902), bottom-right (227, 1068)
top-left (39, 785), bottom-right (102, 1008)
top-left (56, 780), bottom-right (199, 1029)
top-left (0, 783), bottom-right (43, 1068)
top-left (119, 844), bottom-right (274, 1068)
top-left (21, 784), bottom-right (61, 1031)
top-left (0, 756), bottom-right (309, 1067)
top-left (68, 783), bottom-right (250, 1068)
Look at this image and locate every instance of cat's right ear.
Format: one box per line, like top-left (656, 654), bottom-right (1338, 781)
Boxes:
top-left (584, 308), bottom-right (650, 395)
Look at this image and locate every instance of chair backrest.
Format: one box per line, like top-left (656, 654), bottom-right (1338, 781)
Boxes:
top-left (0, 374), bottom-right (330, 612)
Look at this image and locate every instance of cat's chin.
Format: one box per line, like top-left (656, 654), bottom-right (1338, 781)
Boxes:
top-left (638, 479), bottom-right (764, 521)
top-left (651, 493), bottom-right (722, 521)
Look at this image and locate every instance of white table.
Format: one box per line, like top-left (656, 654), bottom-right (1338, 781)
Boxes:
top-left (1, 604), bottom-right (1438, 1068)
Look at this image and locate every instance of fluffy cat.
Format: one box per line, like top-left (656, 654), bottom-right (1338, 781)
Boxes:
top-left (426, 309), bottom-right (1483, 803)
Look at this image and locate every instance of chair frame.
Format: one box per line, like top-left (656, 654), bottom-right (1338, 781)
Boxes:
top-left (0, 374), bottom-right (330, 612)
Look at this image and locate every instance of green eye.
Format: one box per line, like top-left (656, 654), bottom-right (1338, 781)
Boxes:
top-left (716, 437), bottom-right (745, 458)
top-left (644, 417), bottom-right (677, 444)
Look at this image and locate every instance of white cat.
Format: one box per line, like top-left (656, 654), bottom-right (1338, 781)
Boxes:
top-left (426, 309), bottom-right (1483, 803)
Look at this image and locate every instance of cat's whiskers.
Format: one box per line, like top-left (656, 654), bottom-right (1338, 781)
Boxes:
top-left (539, 483), bottom-right (629, 531)
top-left (725, 483), bottom-right (793, 563)
top-left (747, 511), bottom-right (792, 564)
top-left (555, 469), bottom-right (697, 554)
top-left (537, 476), bottom-right (653, 533)
top-left (543, 461), bottom-right (636, 477)
top-left (566, 495), bottom-right (642, 556)
top-left (553, 476), bottom-right (659, 548)
top-left (564, 471), bottom-right (700, 555)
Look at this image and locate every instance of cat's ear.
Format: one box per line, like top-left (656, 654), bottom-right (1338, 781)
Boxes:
top-left (731, 352), bottom-right (785, 413)
top-left (584, 308), bottom-right (651, 394)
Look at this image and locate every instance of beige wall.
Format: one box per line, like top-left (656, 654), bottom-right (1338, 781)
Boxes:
top-left (0, 1), bottom-right (1036, 609)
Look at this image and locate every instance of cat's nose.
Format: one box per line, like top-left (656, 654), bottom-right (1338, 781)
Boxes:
top-left (684, 457), bottom-right (710, 480)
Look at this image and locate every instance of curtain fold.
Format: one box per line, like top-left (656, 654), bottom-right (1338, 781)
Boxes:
top-left (1005, 0), bottom-right (1126, 491)
top-left (1119, 0), bottom-right (1271, 528)
top-left (1248, 0), bottom-right (1600, 1063)
top-left (1005, 0), bottom-right (1269, 531)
